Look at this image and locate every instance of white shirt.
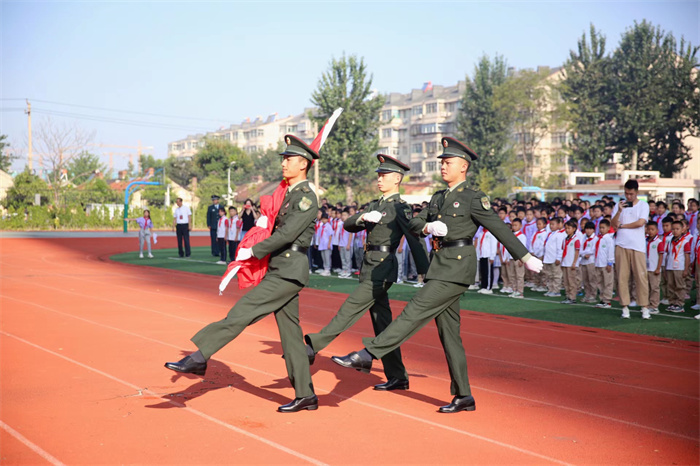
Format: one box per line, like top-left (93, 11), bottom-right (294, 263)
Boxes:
top-left (216, 216), bottom-right (228, 239)
top-left (174, 205), bottom-right (192, 224)
top-left (580, 233), bottom-right (598, 266)
top-left (476, 230), bottom-right (497, 260)
top-left (612, 201), bottom-right (649, 253)
top-left (227, 215), bottom-right (239, 241)
top-left (531, 228), bottom-right (547, 258)
top-left (315, 222), bottom-right (333, 251)
top-left (561, 234), bottom-right (581, 267)
top-left (543, 229), bottom-right (565, 264)
top-left (664, 234), bottom-right (692, 271)
top-left (502, 231), bottom-right (526, 262)
top-left (595, 233), bottom-right (616, 268)
top-left (646, 235), bottom-right (662, 271)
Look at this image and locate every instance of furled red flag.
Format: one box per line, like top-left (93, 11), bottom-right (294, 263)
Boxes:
top-left (218, 107), bottom-right (343, 294)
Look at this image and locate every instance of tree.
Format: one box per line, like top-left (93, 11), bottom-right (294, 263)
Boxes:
top-left (3, 169), bottom-right (50, 209)
top-left (495, 68), bottom-right (564, 185)
top-left (165, 155), bottom-right (199, 188)
top-left (560, 24), bottom-right (616, 171)
top-left (138, 154), bottom-right (165, 176)
top-left (610, 21), bottom-right (699, 176)
top-left (310, 54), bottom-right (385, 203)
top-left (33, 117), bottom-right (95, 205)
top-left (252, 143), bottom-right (285, 182)
top-left (67, 151), bottom-right (106, 185)
top-left (456, 54), bottom-right (513, 182)
top-left (194, 138), bottom-right (253, 180)
top-left (0, 134), bottom-right (16, 172)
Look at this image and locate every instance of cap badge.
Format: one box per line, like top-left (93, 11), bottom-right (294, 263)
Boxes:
top-left (382, 211), bottom-right (387, 216)
top-left (378, 155), bottom-right (385, 163)
top-left (285, 136), bottom-right (291, 145)
top-left (443, 139), bottom-right (449, 148)
top-left (453, 202), bottom-right (460, 208)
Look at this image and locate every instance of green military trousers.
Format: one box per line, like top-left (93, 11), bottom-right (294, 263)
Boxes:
top-left (362, 279), bottom-right (471, 396)
top-left (191, 275), bottom-right (314, 398)
top-left (306, 280), bottom-right (408, 381)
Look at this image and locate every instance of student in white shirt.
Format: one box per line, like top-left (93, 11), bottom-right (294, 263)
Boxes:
top-left (579, 222), bottom-right (598, 303)
top-left (314, 213), bottom-right (333, 276)
top-left (173, 197), bottom-right (192, 258)
top-left (337, 209), bottom-right (354, 278)
top-left (542, 217), bottom-right (565, 297)
top-left (530, 217), bottom-right (549, 292)
top-left (504, 218), bottom-right (527, 298)
top-left (645, 221), bottom-right (663, 313)
top-left (227, 206), bottom-right (240, 263)
top-left (215, 206), bottom-right (229, 264)
top-left (663, 220), bottom-right (692, 312)
top-left (561, 220), bottom-right (581, 304)
top-left (594, 219), bottom-right (616, 308)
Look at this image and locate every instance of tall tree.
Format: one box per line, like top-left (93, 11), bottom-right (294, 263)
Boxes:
top-left (165, 155), bottom-right (199, 188)
top-left (560, 24), bottom-right (615, 171)
top-left (67, 151), bottom-right (106, 185)
top-left (2, 169), bottom-right (50, 209)
top-left (610, 20), bottom-right (699, 176)
top-left (310, 54), bottom-right (385, 203)
top-left (138, 154), bottom-right (165, 175)
top-left (456, 54), bottom-right (513, 183)
top-left (0, 135), bottom-right (15, 172)
top-left (252, 143), bottom-right (285, 182)
top-left (194, 138), bottom-right (253, 180)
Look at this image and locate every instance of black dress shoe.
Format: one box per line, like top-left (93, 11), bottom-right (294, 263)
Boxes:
top-left (374, 378), bottom-right (409, 391)
top-left (277, 395), bottom-right (318, 413)
top-left (438, 395), bottom-right (476, 413)
top-left (164, 356), bottom-right (207, 376)
top-left (331, 350), bottom-right (372, 373)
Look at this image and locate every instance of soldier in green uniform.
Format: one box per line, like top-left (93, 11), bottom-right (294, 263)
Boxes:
top-left (331, 137), bottom-right (543, 413)
top-left (164, 135), bottom-right (321, 413)
top-left (304, 154), bottom-right (430, 391)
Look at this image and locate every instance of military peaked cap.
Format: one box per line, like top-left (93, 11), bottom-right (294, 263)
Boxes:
top-left (438, 137), bottom-right (478, 161)
top-left (375, 154), bottom-right (410, 174)
top-left (280, 134), bottom-right (319, 162)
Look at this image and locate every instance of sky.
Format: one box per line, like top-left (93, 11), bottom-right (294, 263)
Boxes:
top-left (2, 0), bottom-right (698, 174)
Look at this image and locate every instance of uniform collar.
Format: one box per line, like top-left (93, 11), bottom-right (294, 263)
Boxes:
top-left (380, 192), bottom-right (400, 202)
top-left (448, 180), bottom-right (467, 192)
top-left (288, 179), bottom-right (308, 193)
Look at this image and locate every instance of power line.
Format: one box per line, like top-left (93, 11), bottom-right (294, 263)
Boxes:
top-left (27, 98), bottom-right (232, 124)
top-left (32, 108), bottom-right (214, 132)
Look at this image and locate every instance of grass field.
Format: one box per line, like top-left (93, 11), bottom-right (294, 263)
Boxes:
top-left (111, 246), bottom-right (700, 342)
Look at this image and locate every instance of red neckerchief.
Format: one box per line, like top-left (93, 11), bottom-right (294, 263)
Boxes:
top-left (562, 234), bottom-right (576, 259)
top-left (479, 229), bottom-right (489, 253)
top-left (143, 217), bottom-right (150, 229)
top-left (670, 233), bottom-right (689, 264)
top-left (583, 234), bottom-right (595, 253)
top-left (594, 234), bottom-right (603, 258)
top-left (533, 228), bottom-right (546, 245)
top-left (544, 231), bottom-right (553, 247)
top-left (646, 234), bottom-right (658, 258)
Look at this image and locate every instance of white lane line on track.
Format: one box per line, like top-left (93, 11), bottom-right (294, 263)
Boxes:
top-left (0, 331), bottom-right (329, 466)
top-left (0, 420), bottom-right (66, 466)
top-left (5, 277), bottom-right (699, 400)
top-left (0, 329), bottom-right (572, 466)
top-left (3, 294), bottom-right (697, 443)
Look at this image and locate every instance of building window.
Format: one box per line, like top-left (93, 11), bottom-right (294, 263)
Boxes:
top-left (438, 123), bottom-right (452, 133)
top-left (381, 110), bottom-right (392, 121)
top-left (445, 101), bottom-right (458, 113)
top-left (399, 109), bottom-right (411, 120)
top-left (392, 147), bottom-right (400, 156)
top-left (551, 132), bottom-right (567, 146)
top-left (382, 128), bottom-right (393, 138)
top-left (412, 105), bottom-right (423, 116)
top-left (288, 125), bottom-right (297, 133)
top-left (411, 162), bottom-right (423, 172)
top-left (425, 103), bottom-right (438, 114)
top-left (298, 122), bottom-right (307, 132)
top-left (425, 141), bottom-right (438, 153)
top-left (426, 161), bottom-right (437, 172)
top-left (411, 143), bottom-right (423, 154)
top-left (410, 125), bottom-right (421, 136)
top-left (421, 124), bottom-right (437, 134)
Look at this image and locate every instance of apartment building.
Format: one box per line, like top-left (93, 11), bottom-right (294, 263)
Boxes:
top-left (168, 110), bottom-right (316, 158)
top-left (377, 81), bottom-right (466, 181)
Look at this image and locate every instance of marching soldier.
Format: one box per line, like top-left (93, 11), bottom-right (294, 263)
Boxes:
top-left (331, 137), bottom-right (543, 413)
top-left (207, 195), bottom-right (221, 257)
top-left (165, 135), bottom-right (320, 413)
top-left (304, 154), bottom-right (430, 391)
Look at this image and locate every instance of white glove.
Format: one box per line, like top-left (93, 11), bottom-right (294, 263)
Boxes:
top-left (424, 221), bottom-right (448, 237)
top-left (236, 247), bottom-right (253, 261)
top-left (361, 211), bottom-right (382, 223)
top-left (523, 255), bottom-right (543, 273)
top-left (256, 215), bottom-right (268, 229)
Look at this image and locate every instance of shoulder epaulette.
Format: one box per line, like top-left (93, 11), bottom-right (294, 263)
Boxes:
top-left (301, 186), bottom-right (311, 193)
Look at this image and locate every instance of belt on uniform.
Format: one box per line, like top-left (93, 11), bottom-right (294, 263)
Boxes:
top-left (289, 244), bottom-right (308, 254)
top-left (431, 238), bottom-right (473, 251)
top-left (365, 244), bottom-right (396, 253)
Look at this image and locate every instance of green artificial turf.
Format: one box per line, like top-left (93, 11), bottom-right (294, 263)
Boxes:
top-left (111, 246), bottom-right (699, 342)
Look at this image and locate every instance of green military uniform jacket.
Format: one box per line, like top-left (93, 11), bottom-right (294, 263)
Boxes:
top-left (409, 181), bottom-right (530, 286)
top-left (251, 180), bottom-right (318, 286)
top-left (345, 192), bottom-right (430, 283)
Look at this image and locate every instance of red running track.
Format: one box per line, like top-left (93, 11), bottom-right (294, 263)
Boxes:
top-left (1, 236), bottom-right (698, 465)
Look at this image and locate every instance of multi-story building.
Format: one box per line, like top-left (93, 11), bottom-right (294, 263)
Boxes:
top-left (377, 81), bottom-right (466, 181)
top-left (168, 110), bottom-right (316, 158)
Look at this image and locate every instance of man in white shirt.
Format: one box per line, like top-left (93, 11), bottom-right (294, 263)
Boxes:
top-left (611, 180), bottom-right (651, 319)
top-left (173, 197), bottom-right (192, 258)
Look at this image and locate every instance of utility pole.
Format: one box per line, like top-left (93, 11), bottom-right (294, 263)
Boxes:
top-left (25, 99), bottom-right (33, 172)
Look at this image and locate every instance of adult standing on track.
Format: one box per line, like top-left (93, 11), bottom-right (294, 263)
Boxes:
top-left (207, 195), bottom-right (221, 257)
top-left (173, 197), bottom-right (192, 258)
top-left (165, 135), bottom-right (320, 413)
top-left (331, 137), bottom-right (543, 413)
top-left (304, 154), bottom-right (430, 391)
top-left (240, 199), bottom-right (259, 239)
top-left (611, 179), bottom-right (652, 319)
top-left (126, 209), bottom-right (153, 258)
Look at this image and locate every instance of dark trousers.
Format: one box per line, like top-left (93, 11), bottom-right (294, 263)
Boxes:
top-left (176, 224), bottom-right (191, 257)
top-left (306, 280), bottom-right (407, 381)
top-left (331, 245), bottom-right (341, 270)
top-left (363, 279), bottom-right (471, 396)
top-left (479, 258), bottom-right (493, 290)
top-left (191, 275), bottom-right (314, 398)
top-left (217, 238), bottom-right (227, 262)
top-left (210, 227), bottom-right (219, 256)
top-left (228, 241), bottom-right (239, 263)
